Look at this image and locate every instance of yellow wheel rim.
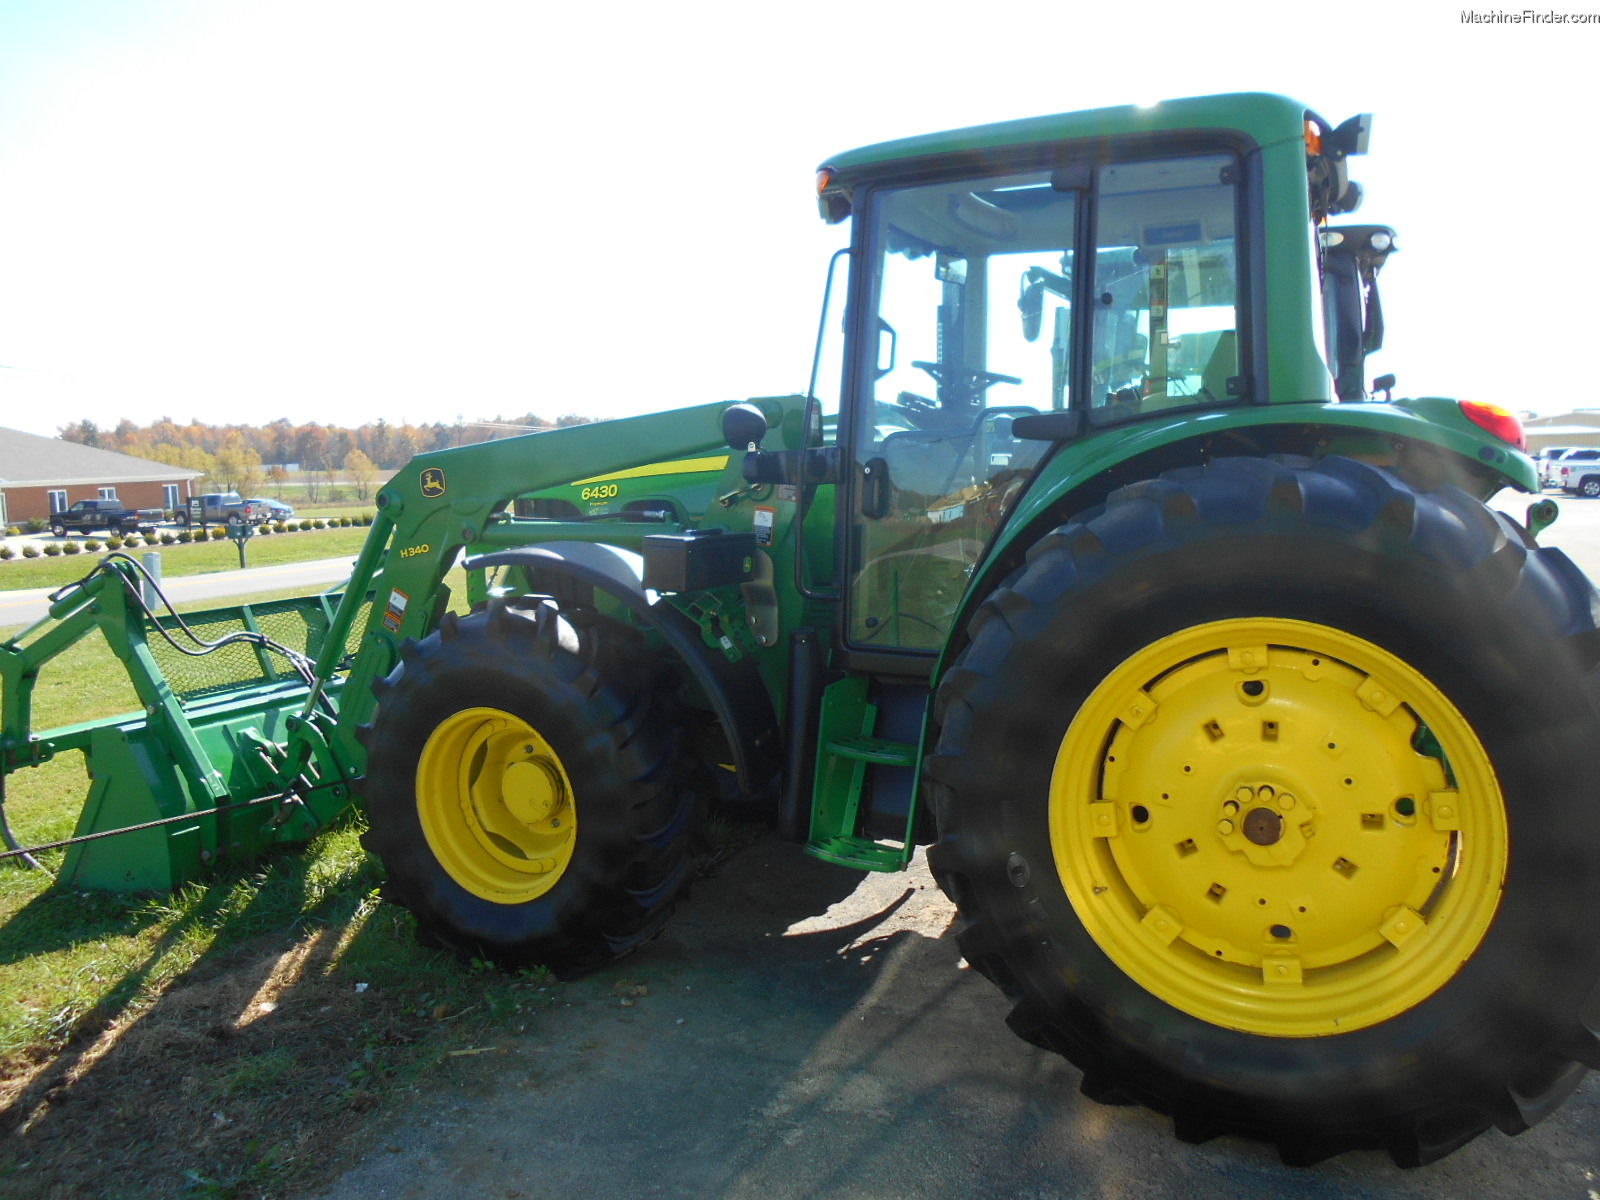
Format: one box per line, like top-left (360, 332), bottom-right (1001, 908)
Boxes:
top-left (1051, 618), bottom-right (1507, 1037)
top-left (416, 706), bottom-right (578, 904)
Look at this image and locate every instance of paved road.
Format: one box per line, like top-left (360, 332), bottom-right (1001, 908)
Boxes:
top-left (0, 555), bottom-right (356, 628)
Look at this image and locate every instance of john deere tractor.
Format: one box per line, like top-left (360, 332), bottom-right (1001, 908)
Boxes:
top-left (5, 93), bottom-right (1598, 1166)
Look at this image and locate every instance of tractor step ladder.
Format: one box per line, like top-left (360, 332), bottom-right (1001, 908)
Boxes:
top-left (805, 675), bottom-right (918, 872)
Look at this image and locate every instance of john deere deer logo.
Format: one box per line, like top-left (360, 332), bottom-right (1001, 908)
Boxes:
top-left (419, 468), bottom-right (446, 497)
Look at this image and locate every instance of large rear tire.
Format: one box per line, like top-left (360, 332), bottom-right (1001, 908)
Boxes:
top-left (926, 456), bottom-right (1600, 1165)
top-left (358, 598), bottom-right (697, 973)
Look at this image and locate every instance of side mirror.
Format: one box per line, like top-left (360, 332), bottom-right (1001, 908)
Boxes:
top-left (1020, 274), bottom-right (1044, 342)
top-left (1371, 373), bottom-right (1396, 401)
top-left (722, 402), bottom-right (768, 451)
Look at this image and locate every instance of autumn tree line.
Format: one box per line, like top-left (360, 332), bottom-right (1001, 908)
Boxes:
top-left (58, 413), bottom-right (593, 502)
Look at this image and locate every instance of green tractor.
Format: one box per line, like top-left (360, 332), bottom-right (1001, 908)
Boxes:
top-left (5, 92), bottom-right (1599, 1166)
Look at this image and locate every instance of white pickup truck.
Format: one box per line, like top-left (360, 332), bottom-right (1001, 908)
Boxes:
top-left (1554, 449), bottom-right (1600, 498)
top-left (1536, 446), bottom-right (1581, 489)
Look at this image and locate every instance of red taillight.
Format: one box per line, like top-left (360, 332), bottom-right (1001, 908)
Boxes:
top-left (1459, 401), bottom-right (1526, 451)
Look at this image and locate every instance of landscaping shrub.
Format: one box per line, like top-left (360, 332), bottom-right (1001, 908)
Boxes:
top-left (22, 544), bottom-right (40, 558)
top-left (160, 532), bottom-right (177, 545)
top-left (63, 541), bottom-right (81, 555)
top-left (258, 524), bottom-right (273, 536)
top-left (4, 525), bottom-right (19, 537)
top-left (175, 529), bottom-right (193, 543)
top-left (274, 521), bottom-right (288, 534)
top-left (84, 539), bottom-right (102, 552)
top-left (210, 527), bottom-right (227, 540)
top-left (43, 543), bottom-right (61, 556)
top-left (105, 535), bottom-right (124, 550)
top-left (0, 545), bottom-right (13, 560)
top-left (26, 517), bottom-right (47, 533)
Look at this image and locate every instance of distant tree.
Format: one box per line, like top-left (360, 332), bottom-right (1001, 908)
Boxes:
top-left (258, 417), bottom-right (291, 466)
top-left (59, 419), bottom-right (101, 446)
top-left (390, 425), bottom-right (420, 468)
top-left (266, 464), bottom-right (289, 496)
top-left (294, 424), bottom-right (328, 473)
top-left (555, 413), bottom-right (593, 427)
top-left (344, 449), bottom-right (378, 500)
top-left (213, 433), bottom-right (263, 493)
top-left (301, 457), bottom-right (322, 503)
top-left (365, 418), bottom-right (391, 467)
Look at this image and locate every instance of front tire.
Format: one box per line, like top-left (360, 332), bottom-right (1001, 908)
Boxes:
top-left (926, 456), bottom-right (1600, 1165)
top-left (358, 598), bottom-right (697, 972)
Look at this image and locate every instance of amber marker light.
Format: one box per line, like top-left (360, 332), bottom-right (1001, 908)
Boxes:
top-left (1304, 120), bottom-right (1323, 156)
top-left (1459, 401), bottom-right (1526, 451)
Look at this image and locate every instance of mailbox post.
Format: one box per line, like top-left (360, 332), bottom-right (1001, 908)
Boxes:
top-left (226, 515), bottom-right (252, 569)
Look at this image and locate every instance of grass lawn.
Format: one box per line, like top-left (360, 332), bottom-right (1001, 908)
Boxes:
top-left (0, 566), bottom-right (586, 1199)
top-left (0, 525), bottom-right (375, 591)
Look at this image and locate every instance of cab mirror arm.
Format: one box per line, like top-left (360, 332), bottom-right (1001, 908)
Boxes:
top-left (742, 447), bottom-right (840, 485)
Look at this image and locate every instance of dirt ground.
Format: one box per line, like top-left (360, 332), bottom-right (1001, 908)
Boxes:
top-left (308, 837), bottom-right (1600, 1200)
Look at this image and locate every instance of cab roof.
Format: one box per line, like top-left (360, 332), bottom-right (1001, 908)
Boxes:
top-left (818, 92), bottom-right (1310, 180)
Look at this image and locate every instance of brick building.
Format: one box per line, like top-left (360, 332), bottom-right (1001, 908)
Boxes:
top-left (0, 426), bottom-right (202, 528)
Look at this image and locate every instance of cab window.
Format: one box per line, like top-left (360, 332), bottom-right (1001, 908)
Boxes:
top-left (1088, 154), bottom-right (1241, 424)
top-left (849, 169), bottom-right (1073, 650)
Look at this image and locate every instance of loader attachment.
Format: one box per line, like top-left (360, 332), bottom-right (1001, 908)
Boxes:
top-left (0, 557), bottom-right (369, 890)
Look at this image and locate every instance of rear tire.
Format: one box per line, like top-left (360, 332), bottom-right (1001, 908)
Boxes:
top-left (358, 598), bottom-right (697, 973)
top-left (926, 456), bottom-right (1600, 1165)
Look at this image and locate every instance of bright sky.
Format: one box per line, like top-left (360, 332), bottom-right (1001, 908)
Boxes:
top-left (0, 0), bottom-right (1592, 439)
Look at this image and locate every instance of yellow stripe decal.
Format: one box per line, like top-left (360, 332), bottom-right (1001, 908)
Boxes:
top-left (571, 456), bottom-right (730, 485)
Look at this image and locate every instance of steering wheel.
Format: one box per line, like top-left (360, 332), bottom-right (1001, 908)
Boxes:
top-left (911, 361), bottom-right (1022, 391)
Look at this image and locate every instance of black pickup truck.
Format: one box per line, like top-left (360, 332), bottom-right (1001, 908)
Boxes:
top-left (49, 499), bottom-right (164, 538)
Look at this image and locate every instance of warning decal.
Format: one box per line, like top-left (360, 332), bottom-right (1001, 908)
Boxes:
top-left (381, 588), bottom-right (410, 632)
top-left (753, 506), bottom-right (776, 547)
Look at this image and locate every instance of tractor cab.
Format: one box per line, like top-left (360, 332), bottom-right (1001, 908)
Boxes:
top-left (800, 97), bottom-right (1380, 665)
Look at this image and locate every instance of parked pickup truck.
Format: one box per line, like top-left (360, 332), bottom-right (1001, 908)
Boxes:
top-left (1555, 449), bottom-right (1600, 498)
top-left (183, 492), bottom-right (270, 526)
top-left (49, 499), bottom-right (164, 538)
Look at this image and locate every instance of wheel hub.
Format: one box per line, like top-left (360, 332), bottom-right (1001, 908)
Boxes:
top-left (416, 707), bottom-right (577, 904)
top-left (500, 758), bottom-right (564, 827)
top-left (1214, 784), bottom-right (1309, 867)
top-left (1050, 618), bottom-right (1508, 1037)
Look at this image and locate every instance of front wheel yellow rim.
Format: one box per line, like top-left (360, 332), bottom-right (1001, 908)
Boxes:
top-left (1051, 618), bottom-right (1508, 1037)
top-left (416, 706), bottom-right (578, 904)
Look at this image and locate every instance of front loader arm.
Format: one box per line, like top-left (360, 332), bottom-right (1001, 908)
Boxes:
top-left (313, 401), bottom-right (736, 769)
